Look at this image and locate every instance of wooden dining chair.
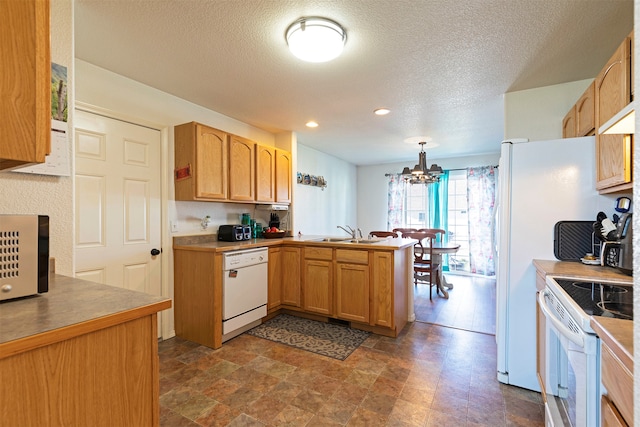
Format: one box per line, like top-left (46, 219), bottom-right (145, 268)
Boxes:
top-left (418, 228), bottom-right (446, 243)
top-left (404, 231), bottom-right (441, 300)
top-left (392, 228), bottom-right (418, 238)
top-left (368, 231), bottom-right (398, 238)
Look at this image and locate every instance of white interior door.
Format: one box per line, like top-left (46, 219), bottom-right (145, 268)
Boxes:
top-left (74, 110), bottom-right (162, 312)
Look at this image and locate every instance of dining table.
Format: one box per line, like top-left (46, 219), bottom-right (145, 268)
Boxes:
top-left (429, 242), bottom-right (461, 299)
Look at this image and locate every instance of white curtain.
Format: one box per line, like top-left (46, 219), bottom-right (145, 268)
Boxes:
top-left (466, 166), bottom-right (497, 276)
top-left (387, 174), bottom-right (405, 230)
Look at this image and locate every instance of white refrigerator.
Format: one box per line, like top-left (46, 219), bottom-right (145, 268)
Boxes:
top-left (495, 136), bottom-right (612, 391)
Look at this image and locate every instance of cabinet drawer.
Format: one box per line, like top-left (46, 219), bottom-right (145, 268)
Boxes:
top-left (304, 247), bottom-right (333, 260)
top-left (601, 344), bottom-right (633, 424)
top-left (335, 249), bottom-right (368, 264)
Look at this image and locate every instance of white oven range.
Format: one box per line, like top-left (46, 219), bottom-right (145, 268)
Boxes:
top-left (539, 275), bottom-right (633, 427)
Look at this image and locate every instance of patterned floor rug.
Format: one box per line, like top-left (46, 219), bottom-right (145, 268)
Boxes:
top-left (246, 314), bottom-right (370, 360)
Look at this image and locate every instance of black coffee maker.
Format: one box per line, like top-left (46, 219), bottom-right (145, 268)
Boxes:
top-left (600, 213), bottom-right (633, 275)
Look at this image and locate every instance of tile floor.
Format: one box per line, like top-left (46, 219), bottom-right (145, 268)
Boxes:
top-left (159, 320), bottom-right (545, 426)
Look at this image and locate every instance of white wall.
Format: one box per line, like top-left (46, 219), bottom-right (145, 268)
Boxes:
top-left (504, 79), bottom-right (593, 141)
top-left (356, 153), bottom-right (500, 234)
top-left (294, 144), bottom-right (357, 236)
top-left (75, 60), bottom-right (285, 235)
top-left (0, 1), bottom-right (75, 275)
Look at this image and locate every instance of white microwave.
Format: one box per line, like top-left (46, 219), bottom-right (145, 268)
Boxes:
top-left (0, 215), bottom-right (49, 301)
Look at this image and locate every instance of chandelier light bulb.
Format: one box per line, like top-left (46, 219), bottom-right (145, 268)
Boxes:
top-left (286, 17), bottom-right (346, 63)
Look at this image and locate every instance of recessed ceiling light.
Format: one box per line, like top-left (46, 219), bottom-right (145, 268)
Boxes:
top-left (286, 17), bottom-right (346, 63)
top-left (306, 121), bottom-right (319, 128)
top-left (374, 108), bottom-right (390, 116)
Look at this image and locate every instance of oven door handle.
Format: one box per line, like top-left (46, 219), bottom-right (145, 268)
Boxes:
top-left (538, 290), bottom-right (584, 347)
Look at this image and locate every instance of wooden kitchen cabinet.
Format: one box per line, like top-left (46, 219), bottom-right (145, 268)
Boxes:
top-left (275, 149), bottom-right (292, 203)
top-left (562, 106), bottom-right (577, 138)
top-left (0, 0), bottom-right (51, 170)
top-left (600, 342), bottom-right (633, 426)
top-left (173, 249), bottom-right (223, 349)
top-left (0, 275), bottom-right (170, 427)
top-left (229, 134), bottom-right (255, 201)
top-left (335, 249), bottom-right (369, 323)
top-left (256, 143), bottom-right (276, 202)
top-left (268, 247), bottom-right (282, 310)
top-left (303, 247), bottom-right (333, 315)
top-left (371, 251), bottom-right (394, 328)
top-left (596, 133), bottom-right (632, 191)
top-left (281, 246), bottom-right (301, 307)
top-left (174, 122), bottom-right (228, 200)
top-left (576, 81), bottom-right (596, 136)
top-left (595, 32), bottom-right (633, 193)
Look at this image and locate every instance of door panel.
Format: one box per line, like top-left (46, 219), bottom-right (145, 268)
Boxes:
top-left (74, 110), bottom-right (162, 323)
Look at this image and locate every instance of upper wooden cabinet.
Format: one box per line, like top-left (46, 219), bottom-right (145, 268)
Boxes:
top-left (0, 0), bottom-right (51, 170)
top-left (595, 32), bottom-right (633, 193)
top-left (175, 122), bottom-right (291, 204)
top-left (228, 135), bottom-right (255, 201)
top-left (256, 144), bottom-right (276, 203)
top-left (174, 122), bottom-right (228, 201)
top-left (596, 36), bottom-right (632, 127)
top-left (275, 149), bottom-right (292, 203)
top-left (576, 81), bottom-right (596, 136)
top-left (562, 106), bottom-right (577, 138)
top-left (596, 133), bottom-right (632, 191)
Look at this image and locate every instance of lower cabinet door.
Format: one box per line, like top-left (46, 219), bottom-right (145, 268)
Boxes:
top-left (336, 262), bottom-right (369, 323)
top-left (303, 259), bottom-right (332, 315)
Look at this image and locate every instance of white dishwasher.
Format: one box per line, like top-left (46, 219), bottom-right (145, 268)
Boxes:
top-left (222, 247), bottom-right (268, 342)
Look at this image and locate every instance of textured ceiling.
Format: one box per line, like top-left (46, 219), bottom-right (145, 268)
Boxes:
top-left (74, 0), bottom-right (633, 166)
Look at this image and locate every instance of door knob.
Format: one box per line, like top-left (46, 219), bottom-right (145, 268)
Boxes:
top-left (151, 248), bottom-right (161, 256)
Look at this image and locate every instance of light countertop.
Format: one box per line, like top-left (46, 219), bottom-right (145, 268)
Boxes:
top-left (0, 274), bottom-right (171, 358)
top-left (173, 234), bottom-right (417, 252)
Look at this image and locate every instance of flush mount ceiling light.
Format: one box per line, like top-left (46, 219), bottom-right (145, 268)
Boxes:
top-left (401, 142), bottom-right (443, 184)
top-left (374, 108), bottom-right (390, 116)
top-left (286, 17), bottom-right (346, 63)
top-left (306, 121), bottom-right (319, 128)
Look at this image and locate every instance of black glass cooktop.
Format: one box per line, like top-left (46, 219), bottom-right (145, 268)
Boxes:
top-left (553, 279), bottom-right (633, 320)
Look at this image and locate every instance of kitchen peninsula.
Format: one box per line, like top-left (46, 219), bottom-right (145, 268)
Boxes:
top-left (0, 275), bottom-right (171, 427)
top-left (173, 235), bottom-right (416, 349)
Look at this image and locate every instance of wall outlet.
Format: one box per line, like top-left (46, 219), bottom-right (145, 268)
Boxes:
top-left (171, 221), bottom-right (179, 233)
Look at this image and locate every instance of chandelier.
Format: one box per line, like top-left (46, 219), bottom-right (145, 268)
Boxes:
top-left (401, 142), bottom-right (443, 184)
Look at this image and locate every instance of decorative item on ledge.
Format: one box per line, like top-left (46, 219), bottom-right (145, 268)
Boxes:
top-left (297, 172), bottom-right (327, 190)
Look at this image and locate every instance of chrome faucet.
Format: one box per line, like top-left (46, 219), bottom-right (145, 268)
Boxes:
top-left (337, 225), bottom-right (356, 238)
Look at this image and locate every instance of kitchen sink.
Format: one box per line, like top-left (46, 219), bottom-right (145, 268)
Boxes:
top-left (349, 239), bottom-right (382, 244)
top-left (312, 237), bottom-right (352, 242)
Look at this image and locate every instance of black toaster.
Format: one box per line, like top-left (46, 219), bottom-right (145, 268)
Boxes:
top-left (218, 224), bottom-right (251, 241)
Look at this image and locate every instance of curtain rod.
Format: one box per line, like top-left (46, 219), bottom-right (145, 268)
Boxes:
top-left (385, 165), bottom-right (498, 176)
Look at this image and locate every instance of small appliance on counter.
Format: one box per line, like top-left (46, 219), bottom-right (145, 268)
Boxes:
top-left (599, 213), bottom-right (632, 275)
top-left (0, 215), bottom-right (49, 301)
top-left (217, 224), bottom-right (251, 242)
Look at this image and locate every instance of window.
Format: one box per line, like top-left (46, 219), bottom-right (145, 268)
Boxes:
top-left (447, 171), bottom-right (470, 273)
top-left (400, 171), bottom-right (471, 273)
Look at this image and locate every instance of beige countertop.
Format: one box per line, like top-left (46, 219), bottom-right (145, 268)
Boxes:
top-left (533, 259), bottom-right (632, 285)
top-left (173, 234), bottom-right (417, 252)
top-left (533, 259), bottom-right (633, 374)
top-left (0, 274), bottom-right (171, 358)
top-left (590, 316), bottom-right (633, 373)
